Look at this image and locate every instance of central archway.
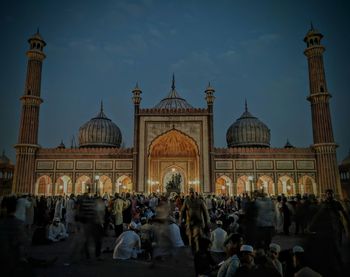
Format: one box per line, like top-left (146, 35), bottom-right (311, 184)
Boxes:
top-left (148, 129), bottom-right (199, 193)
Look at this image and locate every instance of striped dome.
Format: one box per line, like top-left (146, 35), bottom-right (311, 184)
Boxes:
top-left (226, 103), bottom-right (270, 148)
top-left (78, 103), bottom-right (122, 148)
top-left (154, 75), bottom-right (193, 110)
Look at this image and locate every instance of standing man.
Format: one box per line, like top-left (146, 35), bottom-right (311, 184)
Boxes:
top-left (307, 189), bottom-right (350, 277)
top-left (112, 193), bottom-right (126, 238)
top-left (180, 188), bottom-right (210, 253)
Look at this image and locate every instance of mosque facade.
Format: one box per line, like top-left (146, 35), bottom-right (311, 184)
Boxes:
top-left (12, 26), bottom-right (344, 199)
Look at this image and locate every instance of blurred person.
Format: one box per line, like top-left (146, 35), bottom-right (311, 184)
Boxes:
top-left (0, 196), bottom-right (30, 275)
top-left (54, 196), bottom-right (64, 221)
top-left (306, 189), bottom-right (349, 277)
top-left (112, 193), bottom-right (126, 238)
top-left (15, 194), bottom-right (31, 222)
top-left (113, 221), bottom-right (141, 260)
top-left (217, 233), bottom-right (243, 277)
top-left (65, 194), bottom-right (76, 233)
top-left (48, 217), bottom-right (68, 242)
top-left (292, 246), bottom-right (322, 277)
top-left (168, 216), bottom-right (185, 248)
top-left (194, 236), bottom-right (216, 277)
top-left (181, 188), bottom-right (210, 253)
top-left (210, 220), bottom-right (227, 264)
top-left (281, 197), bottom-right (291, 236)
top-left (235, 245), bottom-right (256, 276)
top-left (255, 192), bottom-right (275, 249)
top-left (275, 196), bottom-right (284, 234)
top-left (139, 217), bottom-right (154, 261)
top-left (268, 243), bottom-right (283, 276)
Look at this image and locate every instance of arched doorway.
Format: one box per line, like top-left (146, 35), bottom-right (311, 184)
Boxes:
top-left (98, 175), bottom-right (113, 195)
top-left (148, 129), bottom-right (199, 194)
top-left (257, 175), bottom-right (274, 195)
top-left (215, 175), bottom-right (233, 196)
top-left (55, 175), bottom-right (73, 195)
top-left (236, 175), bottom-right (255, 196)
top-left (298, 175), bottom-right (316, 195)
top-left (162, 166), bottom-right (186, 194)
top-left (75, 175), bottom-right (92, 194)
top-left (277, 175), bottom-right (295, 196)
top-left (35, 175), bottom-right (52, 195)
top-left (116, 175), bottom-right (132, 193)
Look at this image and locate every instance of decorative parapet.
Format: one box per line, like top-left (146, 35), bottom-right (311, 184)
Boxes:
top-left (37, 147), bottom-right (134, 158)
top-left (213, 147), bottom-right (315, 158)
top-left (139, 107), bottom-right (208, 115)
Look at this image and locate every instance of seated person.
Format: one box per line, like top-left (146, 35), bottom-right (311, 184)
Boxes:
top-left (48, 217), bottom-right (68, 242)
top-left (139, 217), bottom-right (154, 260)
top-left (113, 222), bottom-right (141, 260)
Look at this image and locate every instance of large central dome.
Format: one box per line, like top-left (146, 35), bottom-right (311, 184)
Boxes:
top-left (79, 103), bottom-right (122, 148)
top-left (226, 102), bottom-right (270, 148)
top-left (154, 75), bottom-right (193, 109)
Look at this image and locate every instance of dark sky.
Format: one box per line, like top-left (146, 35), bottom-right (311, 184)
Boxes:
top-left (1, 0), bottom-right (349, 163)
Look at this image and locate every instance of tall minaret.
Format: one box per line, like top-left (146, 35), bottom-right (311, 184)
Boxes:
top-left (303, 24), bottom-right (342, 198)
top-left (132, 83), bottom-right (142, 191)
top-left (205, 83), bottom-right (215, 192)
top-left (13, 30), bottom-right (46, 194)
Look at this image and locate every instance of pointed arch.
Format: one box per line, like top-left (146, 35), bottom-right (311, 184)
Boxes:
top-left (75, 175), bottom-right (92, 194)
top-left (257, 175), bottom-right (274, 195)
top-left (35, 175), bottom-right (52, 195)
top-left (298, 175), bottom-right (316, 195)
top-left (98, 175), bottom-right (113, 195)
top-left (116, 175), bottom-right (132, 193)
top-left (277, 175), bottom-right (295, 195)
top-left (215, 175), bottom-right (233, 196)
top-left (55, 175), bottom-right (72, 195)
top-left (236, 175), bottom-right (249, 195)
top-left (148, 129), bottom-right (199, 157)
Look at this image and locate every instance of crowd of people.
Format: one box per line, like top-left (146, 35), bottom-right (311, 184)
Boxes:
top-left (0, 188), bottom-right (349, 277)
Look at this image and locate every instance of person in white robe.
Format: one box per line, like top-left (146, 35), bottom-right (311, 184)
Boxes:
top-left (48, 217), bottom-right (68, 242)
top-left (15, 195), bottom-right (31, 222)
top-left (113, 222), bottom-right (141, 260)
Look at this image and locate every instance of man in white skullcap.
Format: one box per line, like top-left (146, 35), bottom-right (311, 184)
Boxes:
top-left (268, 243), bottom-right (283, 276)
top-left (292, 245), bottom-right (322, 277)
top-left (113, 221), bottom-right (141, 260)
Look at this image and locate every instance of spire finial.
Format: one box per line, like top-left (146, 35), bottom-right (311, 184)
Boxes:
top-left (245, 99), bottom-right (248, 112)
top-left (135, 81), bottom-right (139, 89)
top-left (171, 73), bottom-right (175, 90)
top-left (310, 21), bottom-right (314, 30)
top-left (208, 81), bottom-right (211, 87)
top-left (100, 100), bottom-right (104, 112)
top-left (36, 27), bottom-right (40, 34)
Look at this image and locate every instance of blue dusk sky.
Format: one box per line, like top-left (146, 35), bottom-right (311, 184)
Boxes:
top-left (0, 0), bottom-right (349, 163)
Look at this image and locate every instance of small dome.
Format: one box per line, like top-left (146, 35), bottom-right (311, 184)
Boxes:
top-left (79, 103), bottom-right (122, 148)
top-left (154, 74), bottom-right (193, 109)
top-left (284, 139), bottom-right (295, 149)
top-left (226, 102), bottom-right (270, 148)
top-left (57, 140), bottom-right (65, 149)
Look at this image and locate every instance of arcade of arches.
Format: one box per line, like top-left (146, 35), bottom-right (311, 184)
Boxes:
top-left (35, 174), bottom-right (132, 195)
top-left (35, 173), bottom-right (317, 196)
top-left (214, 174), bottom-right (317, 196)
top-left (148, 129), bottom-right (199, 194)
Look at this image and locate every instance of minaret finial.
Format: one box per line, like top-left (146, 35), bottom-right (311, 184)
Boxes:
top-left (100, 100), bottom-right (104, 112)
top-left (245, 99), bottom-right (248, 112)
top-left (135, 81), bottom-right (139, 89)
top-left (37, 27), bottom-right (40, 34)
top-left (171, 73), bottom-right (175, 90)
top-left (310, 21), bottom-right (314, 30)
